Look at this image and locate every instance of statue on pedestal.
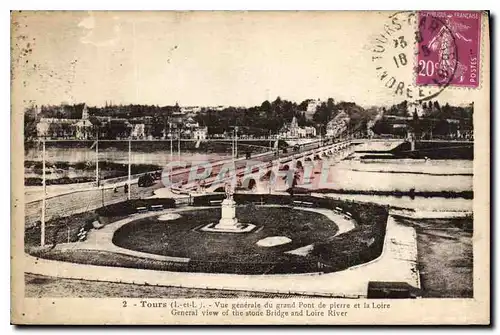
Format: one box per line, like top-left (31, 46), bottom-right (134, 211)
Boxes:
top-left (200, 178), bottom-right (256, 233)
top-left (224, 181), bottom-right (234, 201)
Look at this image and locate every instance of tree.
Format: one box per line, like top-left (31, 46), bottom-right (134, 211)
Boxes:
top-left (327, 98), bottom-right (335, 110)
top-left (433, 100), bottom-right (441, 111)
top-left (260, 100), bottom-right (271, 114)
top-left (24, 107), bottom-right (38, 140)
top-left (312, 102), bottom-right (330, 124)
top-left (298, 99), bottom-right (309, 111)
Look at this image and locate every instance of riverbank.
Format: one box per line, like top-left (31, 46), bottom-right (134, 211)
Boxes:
top-left (391, 141), bottom-right (473, 160)
top-left (24, 139), bottom-right (286, 154)
top-left (292, 188), bottom-right (474, 199)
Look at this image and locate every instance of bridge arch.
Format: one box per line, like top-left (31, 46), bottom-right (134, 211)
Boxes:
top-left (242, 177), bottom-right (257, 190)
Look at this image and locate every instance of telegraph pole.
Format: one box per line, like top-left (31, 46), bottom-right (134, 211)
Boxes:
top-left (231, 128), bottom-right (234, 158)
top-left (177, 129), bottom-right (181, 161)
top-left (95, 130), bottom-right (99, 186)
top-left (41, 138), bottom-right (46, 247)
top-left (320, 125), bottom-right (323, 146)
top-left (235, 126), bottom-right (238, 158)
top-left (127, 137), bottom-right (131, 200)
top-left (232, 129), bottom-right (235, 163)
top-left (169, 123), bottom-right (173, 164)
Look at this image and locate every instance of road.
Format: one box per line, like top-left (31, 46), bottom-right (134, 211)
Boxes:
top-left (24, 181), bottom-right (163, 228)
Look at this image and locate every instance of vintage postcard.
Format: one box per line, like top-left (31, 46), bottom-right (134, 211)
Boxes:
top-left (11, 10), bottom-right (490, 325)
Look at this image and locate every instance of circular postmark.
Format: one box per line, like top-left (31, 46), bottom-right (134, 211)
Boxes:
top-left (371, 11), bottom-right (458, 102)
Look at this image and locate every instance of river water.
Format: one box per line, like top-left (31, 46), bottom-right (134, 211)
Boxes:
top-left (24, 146), bottom-right (232, 166)
top-left (297, 143), bottom-right (473, 213)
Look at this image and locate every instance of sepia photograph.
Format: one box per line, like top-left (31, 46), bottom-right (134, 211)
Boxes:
top-left (10, 10), bottom-right (490, 325)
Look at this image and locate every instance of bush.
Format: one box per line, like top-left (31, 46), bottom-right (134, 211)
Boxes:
top-left (95, 199), bottom-right (176, 217)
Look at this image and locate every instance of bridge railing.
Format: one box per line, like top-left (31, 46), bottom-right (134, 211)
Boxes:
top-left (173, 140), bottom-right (353, 193)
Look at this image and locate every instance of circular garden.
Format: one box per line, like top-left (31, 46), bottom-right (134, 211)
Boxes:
top-left (110, 194), bottom-right (389, 274)
top-left (113, 206), bottom-right (338, 261)
top-left (26, 194), bottom-right (389, 275)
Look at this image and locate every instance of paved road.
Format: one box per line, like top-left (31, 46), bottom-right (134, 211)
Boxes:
top-left (24, 181), bottom-right (163, 228)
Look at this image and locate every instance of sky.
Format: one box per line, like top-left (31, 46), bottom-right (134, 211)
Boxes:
top-left (11, 11), bottom-right (481, 109)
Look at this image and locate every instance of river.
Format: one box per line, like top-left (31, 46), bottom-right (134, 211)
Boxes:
top-left (25, 141), bottom-right (473, 213)
top-left (24, 146), bottom-right (233, 166)
top-left (298, 142), bottom-right (473, 213)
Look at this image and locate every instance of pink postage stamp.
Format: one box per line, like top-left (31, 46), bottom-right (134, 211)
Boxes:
top-left (416, 11), bottom-right (482, 88)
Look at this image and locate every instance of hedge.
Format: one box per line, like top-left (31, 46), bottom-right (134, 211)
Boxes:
top-left (95, 198), bottom-right (176, 217)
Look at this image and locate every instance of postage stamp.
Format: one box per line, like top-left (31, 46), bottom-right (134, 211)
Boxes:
top-left (416, 11), bottom-right (482, 89)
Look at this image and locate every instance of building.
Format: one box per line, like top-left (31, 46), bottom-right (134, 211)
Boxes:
top-left (302, 99), bottom-right (322, 120)
top-left (180, 106), bottom-right (202, 114)
top-left (36, 118), bottom-right (76, 139)
top-left (130, 122), bottom-right (146, 139)
top-left (304, 126), bottom-right (317, 137)
top-left (306, 99), bottom-right (322, 113)
top-left (36, 104), bottom-right (95, 139)
top-left (184, 117), bottom-right (200, 129)
top-left (279, 116), bottom-right (315, 139)
top-left (192, 127), bottom-right (208, 140)
top-left (326, 110), bottom-right (350, 138)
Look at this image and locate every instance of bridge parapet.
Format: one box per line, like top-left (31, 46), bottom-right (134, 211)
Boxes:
top-left (170, 140), bottom-right (354, 194)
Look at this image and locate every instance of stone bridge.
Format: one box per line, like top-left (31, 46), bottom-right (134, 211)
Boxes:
top-left (168, 140), bottom-right (356, 194)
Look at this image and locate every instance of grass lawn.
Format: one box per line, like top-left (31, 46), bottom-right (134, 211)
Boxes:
top-left (29, 249), bottom-right (190, 271)
top-left (25, 212), bottom-right (127, 251)
top-left (113, 206), bottom-right (338, 264)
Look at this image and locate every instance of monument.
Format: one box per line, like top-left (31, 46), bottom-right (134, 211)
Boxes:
top-left (200, 181), bottom-right (256, 233)
top-left (214, 182), bottom-right (240, 230)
